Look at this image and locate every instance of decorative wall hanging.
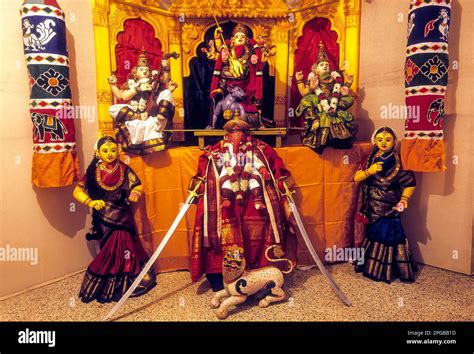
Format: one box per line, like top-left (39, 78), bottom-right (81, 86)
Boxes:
top-left (21, 0), bottom-right (79, 187)
top-left (401, 0), bottom-right (451, 172)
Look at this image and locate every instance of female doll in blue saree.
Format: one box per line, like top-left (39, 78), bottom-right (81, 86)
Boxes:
top-left (354, 127), bottom-right (417, 283)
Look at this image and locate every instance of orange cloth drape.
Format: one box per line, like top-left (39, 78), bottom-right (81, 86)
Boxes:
top-left (32, 152), bottom-right (80, 188)
top-left (128, 142), bottom-right (372, 273)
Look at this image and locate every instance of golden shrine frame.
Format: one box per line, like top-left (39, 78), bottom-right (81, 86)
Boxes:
top-left (92, 0), bottom-right (361, 137)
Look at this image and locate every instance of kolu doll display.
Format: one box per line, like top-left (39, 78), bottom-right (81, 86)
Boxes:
top-left (354, 127), bottom-right (417, 283)
top-left (295, 42), bottom-right (358, 154)
top-left (73, 136), bottom-right (156, 302)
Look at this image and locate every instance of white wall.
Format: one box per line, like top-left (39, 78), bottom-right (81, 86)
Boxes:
top-left (0, 0), bottom-right (98, 298)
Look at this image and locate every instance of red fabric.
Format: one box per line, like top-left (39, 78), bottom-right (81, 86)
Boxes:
top-left (43, 0), bottom-right (60, 7)
top-left (30, 108), bottom-right (76, 145)
top-left (405, 95), bottom-right (445, 131)
top-left (290, 17), bottom-right (340, 126)
top-left (98, 163), bottom-right (124, 187)
top-left (115, 19), bottom-right (163, 86)
top-left (88, 230), bottom-right (148, 276)
top-left (210, 53), bottom-right (224, 97)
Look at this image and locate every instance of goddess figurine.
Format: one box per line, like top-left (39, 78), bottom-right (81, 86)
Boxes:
top-left (354, 127), bottom-right (417, 283)
top-left (295, 42), bottom-right (358, 154)
top-left (73, 136), bottom-right (156, 302)
top-left (208, 23), bottom-right (263, 128)
top-left (108, 49), bottom-right (178, 155)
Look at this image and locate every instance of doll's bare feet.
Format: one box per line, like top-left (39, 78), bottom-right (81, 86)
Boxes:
top-left (254, 200), bottom-right (266, 210)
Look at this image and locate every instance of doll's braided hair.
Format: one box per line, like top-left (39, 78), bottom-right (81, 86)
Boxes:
top-left (85, 135), bottom-right (117, 200)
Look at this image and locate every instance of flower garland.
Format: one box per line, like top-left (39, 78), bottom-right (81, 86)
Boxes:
top-left (314, 71), bottom-right (343, 113)
top-left (223, 139), bottom-right (254, 197)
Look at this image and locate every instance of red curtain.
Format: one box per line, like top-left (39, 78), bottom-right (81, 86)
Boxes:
top-left (115, 19), bottom-right (163, 86)
top-left (290, 17), bottom-right (339, 126)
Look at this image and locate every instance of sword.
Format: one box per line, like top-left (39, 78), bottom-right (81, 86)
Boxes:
top-left (281, 180), bottom-right (352, 307)
top-left (102, 177), bottom-right (205, 321)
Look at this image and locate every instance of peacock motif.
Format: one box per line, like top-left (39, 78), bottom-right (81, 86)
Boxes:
top-left (22, 19), bottom-right (56, 51)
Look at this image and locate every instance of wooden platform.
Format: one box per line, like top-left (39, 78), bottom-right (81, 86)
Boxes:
top-left (194, 128), bottom-right (287, 149)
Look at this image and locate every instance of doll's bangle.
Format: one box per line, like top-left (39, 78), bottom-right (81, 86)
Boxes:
top-left (364, 169), bottom-right (371, 177)
top-left (296, 79), bottom-right (303, 84)
top-left (85, 198), bottom-right (92, 207)
top-left (131, 190), bottom-right (142, 198)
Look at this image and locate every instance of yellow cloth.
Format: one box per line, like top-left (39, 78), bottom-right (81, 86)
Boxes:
top-left (32, 152), bottom-right (80, 188)
top-left (401, 139), bottom-right (446, 172)
top-left (128, 143), bottom-right (372, 272)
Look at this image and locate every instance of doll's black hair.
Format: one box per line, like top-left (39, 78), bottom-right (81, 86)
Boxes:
top-left (84, 136), bottom-right (117, 200)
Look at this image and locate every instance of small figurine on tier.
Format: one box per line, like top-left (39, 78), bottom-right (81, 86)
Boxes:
top-left (108, 49), bottom-right (179, 155)
top-left (295, 42), bottom-right (358, 154)
top-left (73, 136), bottom-right (156, 302)
top-left (354, 127), bottom-right (417, 283)
top-left (207, 23), bottom-right (263, 129)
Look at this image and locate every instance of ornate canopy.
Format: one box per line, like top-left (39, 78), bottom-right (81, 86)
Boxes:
top-left (169, 0), bottom-right (289, 18)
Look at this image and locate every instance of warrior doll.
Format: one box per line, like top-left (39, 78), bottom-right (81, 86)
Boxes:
top-left (189, 117), bottom-right (297, 291)
top-left (73, 136), bottom-right (156, 302)
top-left (354, 127), bottom-right (417, 283)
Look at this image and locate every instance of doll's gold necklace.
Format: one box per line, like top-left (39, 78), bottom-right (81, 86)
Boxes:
top-left (99, 162), bottom-right (119, 174)
top-left (96, 162), bottom-right (124, 191)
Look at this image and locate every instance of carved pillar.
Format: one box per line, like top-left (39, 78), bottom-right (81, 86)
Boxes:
top-left (344, 0), bottom-right (361, 91)
top-left (274, 21), bottom-right (290, 128)
top-left (168, 21), bottom-right (184, 141)
top-left (92, 0), bottom-right (114, 137)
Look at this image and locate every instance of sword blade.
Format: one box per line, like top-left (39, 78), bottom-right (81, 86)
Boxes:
top-left (289, 202), bottom-right (352, 307)
top-left (102, 201), bottom-right (192, 321)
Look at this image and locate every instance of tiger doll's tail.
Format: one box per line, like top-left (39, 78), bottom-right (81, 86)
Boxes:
top-left (264, 245), bottom-right (295, 274)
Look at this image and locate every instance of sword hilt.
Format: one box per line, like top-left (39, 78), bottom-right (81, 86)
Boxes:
top-left (280, 178), bottom-right (295, 203)
top-left (187, 176), bottom-right (205, 203)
